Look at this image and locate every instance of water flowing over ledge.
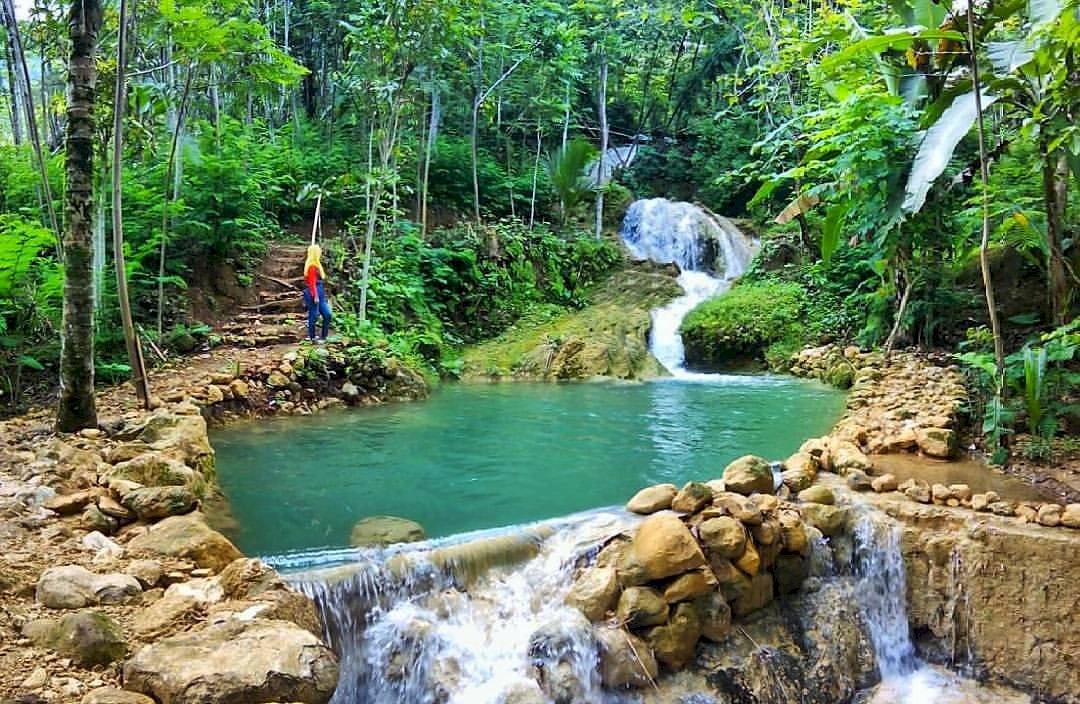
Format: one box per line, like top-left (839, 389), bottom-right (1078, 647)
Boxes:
top-left (619, 198), bottom-right (757, 376)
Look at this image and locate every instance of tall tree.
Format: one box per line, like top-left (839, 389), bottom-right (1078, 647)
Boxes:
top-left (56, 0), bottom-right (103, 431)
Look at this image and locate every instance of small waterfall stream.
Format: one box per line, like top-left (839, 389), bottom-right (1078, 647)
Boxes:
top-left (619, 198), bottom-right (756, 375)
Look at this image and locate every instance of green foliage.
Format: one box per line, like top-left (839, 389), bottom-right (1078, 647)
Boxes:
top-left (545, 139), bottom-right (597, 222)
top-left (680, 281), bottom-right (806, 368)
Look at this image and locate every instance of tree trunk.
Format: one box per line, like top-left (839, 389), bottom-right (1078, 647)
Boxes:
top-left (1042, 148), bottom-right (1069, 326)
top-left (471, 96), bottom-right (481, 224)
top-left (529, 119), bottom-right (541, 229)
top-left (157, 65), bottom-right (195, 336)
top-left (57, 0), bottom-right (103, 432)
top-left (112, 0), bottom-right (150, 408)
top-left (421, 85), bottom-right (439, 235)
top-left (967, 6), bottom-right (1005, 381)
top-left (1, 3), bottom-right (21, 145)
top-left (594, 52), bottom-right (608, 240)
top-left (561, 81), bottom-right (570, 151)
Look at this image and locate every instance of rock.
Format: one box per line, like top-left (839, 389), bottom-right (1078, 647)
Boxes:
top-left (527, 615), bottom-right (595, 704)
top-left (671, 482), bottom-right (712, 513)
top-left (106, 453), bottom-right (195, 489)
top-left (901, 478), bottom-right (931, 503)
top-left (694, 591), bottom-right (731, 642)
top-left (989, 501), bottom-right (1016, 517)
top-left (43, 489), bottom-right (100, 515)
top-left (775, 553), bottom-right (810, 594)
top-left (781, 468), bottom-right (814, 493)
top-left (134, 578), bottom-right (224, 639)
top-left (662, 570), bottom-right (713, 603)
top-left (267, 371), bottom-right (291, 388)
top-left (879, 428), bottom-right (918, 452)
top-left (713, 492), bottom-right (763, 525)
top-left (732, 572), bottom-right (774, 617)
top-left (82, 504), bottom-right (118, 534)
top-left (595, 626), bottom-right (658, 689)
top-left (800, 504), bottom-right (848, 537)
top-left (831, 441), bottom-right (871, 474)
top-left (931, 483), bottom-right (952, 504)
top-left (204, 385), bottom-right (225, 404)
top-left (82, 530), bottom-right (123, 558)
top-left (1061, 504), bottom-right (1080, 528)
top-left (124, 560), bottom-right (163, 589)
top-left (846, 470), bottom-right (872, 491)
top-left (916, 427), bottom-right (956, 458)
top-left (645, 602), bottom-right (702, 670)
top-left (98, 495), bottom-right (133, 521)
top-left (751, 518), bottom-right (780, 547)
top-left (127, 514), bottom-right (242, 572)
top-left (698, 516), bottom-right (746, 559)
top-left (565, 566), bottom-right (618, 621)
top-left (122, 486), bottom-right (197, 520)
top-left (784, 452), bottom-right (820, 479)
top-left (229, 379), bottom-right (249, 399)
top-left (339, 381), bottom-right (360, 401)
top-left (21, 666), bottom-right (48, 690)
top-left (734, 536), bottom-right (761, 576)
top-left (971, 493), bottom-right (991, 512)
top-left (25, 611), bottom-right (127, 666)
top-left (949, 484), bottom-right (973, 502)
top-left (626, 484), bottom-right (677, 515)
top-left (722, 455), bottom-right (774, 496)
top-left (798, 485), bottom-right (835, 505)
top-left (779, 511), bottom-right (810, 555)
top-left (871, 474), bottom-right (898, 493)
top-left (350, 515), bottom-right (426, 547)
top-left (36, 565), bottom-right (141, 608)
top-left (616, 586), bottom-right (669, 628)
top-left (83, 687), bottom-right (156, 704)
top-left (123, 619), bottom-right (338, 704)
top-left (710, 557), bottom-right (752, 602)
top-left (630, 512), bottom-right (707, 580)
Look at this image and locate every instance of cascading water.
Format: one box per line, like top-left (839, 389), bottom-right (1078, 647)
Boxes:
top-left (289, 510), bottom-right (638, 704)
top-left (619, 198), bottom-right (756, 375)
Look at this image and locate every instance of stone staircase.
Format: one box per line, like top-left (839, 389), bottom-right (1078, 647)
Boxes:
top-left (218, 243), bottom-right (309, 347)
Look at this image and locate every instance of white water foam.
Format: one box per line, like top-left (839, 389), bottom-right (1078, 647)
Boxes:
top-left (619, 198), bottom-right (756, 377)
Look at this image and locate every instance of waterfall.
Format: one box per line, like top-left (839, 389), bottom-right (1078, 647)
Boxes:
top-left (287, 510), bottom-right (637, 704)
top-left (619, 198), bottom-right (756, 375)
top-left (852, 515), bottom-right (918, 677)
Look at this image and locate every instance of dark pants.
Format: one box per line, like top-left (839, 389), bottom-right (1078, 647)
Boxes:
top-left (303, 285), bottom-right (331, 340)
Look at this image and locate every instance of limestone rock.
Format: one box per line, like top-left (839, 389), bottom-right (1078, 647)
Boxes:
top-left (916, 427), bottom-right (956, 458)
top-left (800, 504), bottom-right (848, 537)
top-left (710, 558), bottom-right (752, 602)
top-left (125, 560), bottom-right (163, 589)
top-left (36, 565), bottom-right (142, 609)
top-left (626, 484), bottom-right (677, 515)
top-left (845, 470), bottom-right (872, 491)
top-left (630, 512), bottom-right (707, 580)
top-left (734, 536), bottom-right (761, 576)
top-left (931, 483), bottom-right (951, 504)
top-left (713, 492), bottom-right (763, 525)
top-left (698, 516), bottom-right (746, 559)
top-left (127, 513), bottom-right (242, 572)
top-left (662, 570), bottom-right (713, 603)
top-left (616, 586), bottom-right (669, 628)
top-left (350, 515), bottom-right (426, 547)
top-left (778, 511), bottom-right (810, 556)
top-left (988, 501), bottom-right (1015, 517)
top-left (732, 572), bottom-right (774, 617)
top-left (784, 452), bottom-right (820, 479)
top-left (105, 453), bottom-right (195, 488)
top-left (798, 485), bottom-right (835, 505)
top-left (43, 489), bottom-right (100, 515)
top-left (781, 468), bottom-right (813, 493)
top-left (122, 486), bottom-right (197, 520)
top-left (24, 611), bottom-right (126, 666)
top-left (83, 687), bottom-right (156, 704)
top-left (595, 626), bottom-right (658, 689)
top-left (98, 495), bottom-right (134, 521)
top-left (971, 493), bottom-right (991, 511)
top-left (693, 591), bottom-right (731, 642)
top-left (871, 474), bottom-right (898, 493)
top-left (267, 371), bottom-right (291, 388)
top-left (21, 666), bottom-right (48, 690)
top-left (900, 478), bottom-right (931, 503)
top-left (645, 602), bottom-right (702, 671)
top-left (831, 441), bottom-right (871, 474)
top-left (565, 566), bottom-right (619, 621)
top-left (671, 482), bottom-right (712, 514)
top-left (123, 619), bottom-right (338, 704)
top-left (949, 484), bottom-right (972, 502)
top-left (229, 379), bottom-right (249, 399)
top-left (1061, 504), bottom-right (1080, 528)
top-left (722, 455), bottom-right (774, 496)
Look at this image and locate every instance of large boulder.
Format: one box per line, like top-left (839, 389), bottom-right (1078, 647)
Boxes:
top-left (595, 626), bottom-right (658, 689)
top-left (671, 482), bottom-right (712, 514)
top-left (82, 688), bottom-right (156, 704)
top-left (122, 619), bottom-right (338, 704)
top-left (698, 516), bottom-right (746, 559)
top-left (122, 486), bottom-right (197, 520)
top-left (36, 565), bottom-right (142, 609)
top-left (694, 591), bottom-right (732, 642)
top-left (800, 504), bottom-right (849, 538)
top-left (662, 570), bottom-right (713, 603)
top-left (23, 611), bottom-right (126, 666)
top-left (130, 411), bottom-right (215, 475)
top-left (127, 514), bottom-right (242, 572)
top-left (105, 453), bottom-right (196, 489)
top-left (830, 441), bottom-right (871, 474)
top-left (630, 512), bottom-right (707, 581)
top-left (916, 427), bottom-right (956, 458)
top-left (798, 485), bottom-right (835, 505)
top-left (565, 566), bottom-right (619, 621)
top-left (645, 602), bottom-right (702, 670)
top-left (626, 484), bottom-right (677, 515)
top-left (713, 492), bottom-right (763, 525)
top-left (722, 455), bottom-right (774, 496)
top-left (349, 515), bottom-right (425, 547)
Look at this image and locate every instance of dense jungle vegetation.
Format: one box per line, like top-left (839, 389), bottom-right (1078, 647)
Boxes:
top-left (0, 0), bottom-right (1077, 462)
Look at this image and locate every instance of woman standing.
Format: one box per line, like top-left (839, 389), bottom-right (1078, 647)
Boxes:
top-left (303, 244), bottom-right (332, 342)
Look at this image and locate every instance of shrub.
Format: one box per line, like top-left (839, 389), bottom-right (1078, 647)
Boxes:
top-left (680, 281), bottom-right (805, 369)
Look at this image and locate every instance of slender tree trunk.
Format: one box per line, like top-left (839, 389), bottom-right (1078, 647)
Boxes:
top-left (1042, 148), bottom-right (1069, 326)
top-left (529, 119), bottom-right (541, 229)
top-left (471, 97), bottom-right (481, 224)
top-left (1, 3), bottom-right (21, 145)
top-left (594, 51), bottom-right (608, 240)
top-left (359, 121), bottom-right (378, 320)
top-left (157, 65), bottom-right (195, 336)
top-left (967, 6), bottom-right (1005, 378)
top-left (421, 86), bottom-right (438, 235)
top-left (57, 0), bottom-right (103, 432)
top-left (561, 81), bottom-right (570, 150)
top-left (112, 0), bottom-right (149, 408)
